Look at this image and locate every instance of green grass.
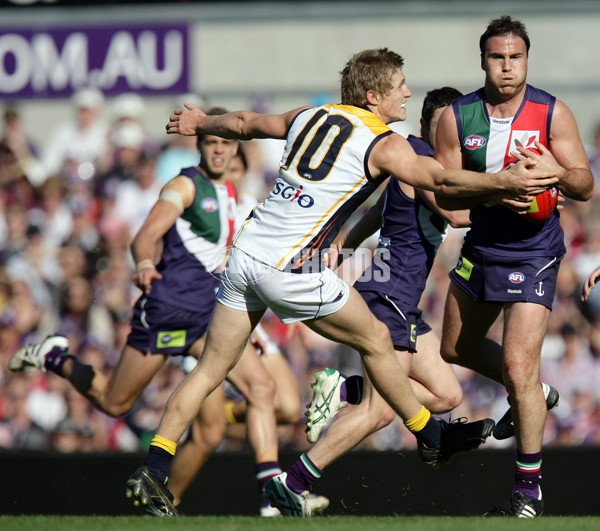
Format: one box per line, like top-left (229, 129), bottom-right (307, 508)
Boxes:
top-left (1, 516), bottom-right (600, 531)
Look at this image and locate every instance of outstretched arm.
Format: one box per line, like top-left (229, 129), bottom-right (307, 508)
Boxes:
top-left (371, 132), bottom-right (558, 198)
top-left (166, 103), bottom-right (310, 140)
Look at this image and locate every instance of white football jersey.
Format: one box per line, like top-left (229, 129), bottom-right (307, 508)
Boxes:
top-left (233, 105), bottom-right (392, 271)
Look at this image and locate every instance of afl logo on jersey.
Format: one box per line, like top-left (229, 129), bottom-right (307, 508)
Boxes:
top-left (201, 198), bottom-right (218, 212)
top-left (508, 272), bottom-right (526, 284)
top-left (463, 135), bottom-right (487, 150)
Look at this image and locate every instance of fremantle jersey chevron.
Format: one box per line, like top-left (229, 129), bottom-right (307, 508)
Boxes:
top-left (356, 135), bottom-right (447, 303)
top-left (454, 85), bottom-right (565, 257)
top-left (150, 166), bottom-right (237, 311)
top-left (233, 105), bottom-right (392, 272)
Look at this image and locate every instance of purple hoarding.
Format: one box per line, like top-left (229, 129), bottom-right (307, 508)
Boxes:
top-left (0, 23), bottom-right (190, 99)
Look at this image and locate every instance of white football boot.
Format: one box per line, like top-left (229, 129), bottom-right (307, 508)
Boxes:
top-left (305, 368), bottom-right (348, 443)
top-left (9, 334), bottom-right (69, 373)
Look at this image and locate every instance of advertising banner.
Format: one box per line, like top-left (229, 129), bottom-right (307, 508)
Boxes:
top-left (0, 23), bottom-right (190, 99)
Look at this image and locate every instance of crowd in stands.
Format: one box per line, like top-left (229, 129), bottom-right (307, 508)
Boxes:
top-left (0, 89), bottom-right (600, 455)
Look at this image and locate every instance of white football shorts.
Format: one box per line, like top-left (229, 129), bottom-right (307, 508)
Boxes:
top-left (217, 247), bottom-right (350, 324)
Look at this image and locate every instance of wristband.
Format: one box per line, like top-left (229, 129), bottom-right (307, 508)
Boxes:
top-left (136, 259), bottom-right (155, 272)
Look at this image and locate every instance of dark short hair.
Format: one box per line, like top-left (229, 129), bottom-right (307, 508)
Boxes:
top-left (479, 15), bottom-right (530, 56)
top-left (197, 106), bottom-right (228, 148)
top-left (421, 86), bottom-right (463, 130)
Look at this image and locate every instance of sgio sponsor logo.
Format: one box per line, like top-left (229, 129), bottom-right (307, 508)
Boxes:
top-left (272, 179), bottom-right (315, 208)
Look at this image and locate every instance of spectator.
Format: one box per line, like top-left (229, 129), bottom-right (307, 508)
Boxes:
top-left (57, 275), bottom-right (115, 352)
top-left (0, 375), bottom-right (51, 451)
top-left (38, 88), bottom-right (110, 184)
top-left (0, 106), bottom-right (42, 186)
top-left (112, 146), bottom-right (161, 239)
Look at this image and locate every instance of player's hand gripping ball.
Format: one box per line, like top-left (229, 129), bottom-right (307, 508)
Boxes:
top-left (523, 187), bottom-right (558, 223)
top-left (511, 143), bottom-right (558, 223)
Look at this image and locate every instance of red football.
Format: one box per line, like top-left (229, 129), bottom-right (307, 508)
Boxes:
top-left (523, 187), bottom-right (558, 223)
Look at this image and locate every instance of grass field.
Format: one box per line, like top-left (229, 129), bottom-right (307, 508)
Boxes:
top-left (1, 515), bottom-right (600, 531)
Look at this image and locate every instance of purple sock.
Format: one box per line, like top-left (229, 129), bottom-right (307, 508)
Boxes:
top-left (256, 461), bottom-right (281, 506)
top-left (285, 453), bottom-right (322, 494)
top-left (341, 375), bottom-right (363, 405)
top-left (514, 451), bottom-right (542, 499)
top-left (44, 351), bottom-right (74, 377)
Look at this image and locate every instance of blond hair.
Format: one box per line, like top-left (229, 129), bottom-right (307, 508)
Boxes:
top-left (340, 48), bottom-right (405, 106)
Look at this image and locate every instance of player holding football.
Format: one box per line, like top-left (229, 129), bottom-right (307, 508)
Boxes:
top-left (122, 46), bottom-right (560, 518)
top-left (435, 16), bottom-right (593, 517)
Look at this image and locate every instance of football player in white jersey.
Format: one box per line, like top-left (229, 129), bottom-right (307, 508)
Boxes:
top-left (126, 47), bottom-right (559, 517)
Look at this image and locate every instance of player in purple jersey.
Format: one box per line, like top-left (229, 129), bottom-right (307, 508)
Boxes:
top-left (126, 47), bottom-right (558, 517)
top-left (9, 108), bottom-right (287, 517)
top-left (435, 17), bottom-right (593, 517)
top-left (303, 87), bottom-right (469, 447)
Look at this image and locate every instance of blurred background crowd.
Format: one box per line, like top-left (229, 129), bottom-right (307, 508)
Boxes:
top-left (0, 87), bottom-right (600, 457)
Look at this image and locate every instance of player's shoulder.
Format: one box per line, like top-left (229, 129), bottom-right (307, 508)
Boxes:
top-left (455, 88), bottom-right (485, 105)
top-left (163, 171), bottom-right (198, 203)
top-left (374, 130), bottom-right (411, 152)
top-left (370, 131), bottom-right (415, 170)
top-left (524, 84), bottom-right (555, 103)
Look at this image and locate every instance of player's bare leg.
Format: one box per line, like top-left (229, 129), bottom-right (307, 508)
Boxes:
top-left (441, 282), bottom-right (550, 514)
top-left (167, 382), bottom-right (228, 505)
top-left (501, 301), bottom-right (549, 453)
top-left (157, 303), bottom-right (265, 443)
top-left (229, 352), bottom-right (302, 425)
top-left (227, 342), bottom-right (278, 462)
top-left (307, 370), bottom-right (396, 469)
top-left (227, 341), bottom-right (284, 514)
top-left (262, 353), bottom-right (302, 424)
top-left (484, 304), bottom-right (550, 517)
top-left (307, 287), bottom-right (423, 422)
top-left (43, 343), bottom-right (167, 418)
top-left (440, 282), bottom-right (504, 383)
top-left (126, 303), bottom-right (265, 515)
top-left (407, 331), bottom-right (463, 414)
top-left (304, 287), bottom-right (493, 459)
top-left (147, 333), bottom-right (222, 506)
